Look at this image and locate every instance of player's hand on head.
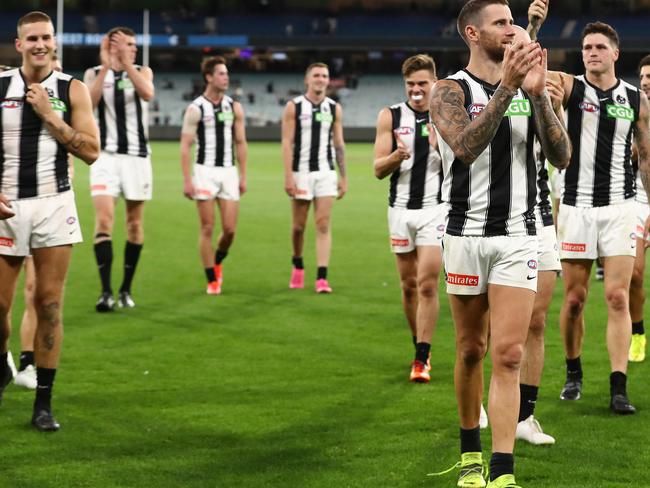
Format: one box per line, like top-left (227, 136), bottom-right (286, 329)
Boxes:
top-left (25, 84), bottom-right (54, 120)
top-left (0, 194), bottom-right (15, 220)
top-left (100, 36), bottom-right (111, 68)
top-left (393, 130), bottom-right (411, 161)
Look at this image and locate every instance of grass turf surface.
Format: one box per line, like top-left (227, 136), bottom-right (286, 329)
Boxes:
top-left (1, 141), bottom-right (647, 487)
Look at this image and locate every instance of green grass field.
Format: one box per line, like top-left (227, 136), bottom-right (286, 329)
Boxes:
top-left (1, 141), bottom-right (647, 487)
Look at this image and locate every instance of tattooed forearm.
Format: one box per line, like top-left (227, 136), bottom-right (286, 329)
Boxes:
top-left (527, 20), bottom-right (542, 41)
top-left (335, 146), bottom-right (346, 177)
top-left (430, 82), bottom-right (517, 165)
top-left (43, 115), bottom-right (99, 164)
top-left (530, 93), bottom-right (571, 169)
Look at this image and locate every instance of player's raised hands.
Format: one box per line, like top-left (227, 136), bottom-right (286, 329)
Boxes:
top-left (502, 40), bottom-right (543, 92)
top-left (110, 31), bottom-right (133, 66)
top-left (522, 47), bottom-right (548, 96)
top-left (393, 130), bottom-right (411, 161)
top-left (99, 35), bottom-right (111, 68)
top-left (546, 75), bottom-right (564, 112)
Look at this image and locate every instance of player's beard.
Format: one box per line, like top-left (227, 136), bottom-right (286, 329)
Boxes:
top-left (484, 41), bottom-right (506, 64)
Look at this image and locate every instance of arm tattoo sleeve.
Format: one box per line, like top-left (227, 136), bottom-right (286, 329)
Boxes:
top-left (431, 83), bottom-right (517, 164)
top-left (530, 93), bottom-right (571, 168)
top-left (335, 146), bottom-right (346, 177)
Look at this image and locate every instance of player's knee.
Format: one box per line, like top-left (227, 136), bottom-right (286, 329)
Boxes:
top-left (529, 310), bottom-right (546, 337)
top-left (35, 297), bottom-right (62, 327)
top-left (605, 287), bottom-right (629, 312)
top-left (566, 292), bottom-right (586, 317)
top-left (417, 278), bottom-right (438, 299)
top-left (126, 219), bottom-right (143, 238)
top-left (458, 340), bottom-right (487, 367)
top-left (493, 342), bottom-right (524, 372)
top-left (401, 277), bottom-right (417, 299)
top-left (315, 220), bottom-right (330, 235)
top-left (200, 221), bottom-right (214, 237)
top-left (222, 225), bottom-right (236, 241)
top-left (292, 223), bottom-right (306, 235)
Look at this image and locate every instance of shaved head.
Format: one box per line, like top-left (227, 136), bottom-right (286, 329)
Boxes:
top-left (512, 25), bottom-right (531, 44)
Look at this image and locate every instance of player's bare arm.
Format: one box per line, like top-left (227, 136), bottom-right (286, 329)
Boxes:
top-left (373, 107), bottom-right (410, 179)
top-left (27, 79), bottom-right (99, 164)
top-left (634, 92), bottom-right (650, 214)
top-left (180, 105), bottom-right (201, 200)
top-left (333, 103), bottom-right (347, 199)
top-left (525, 49), bottom-right (571, 168)
top-left (431, 41), bottom-right (541, 165)
top-left (113, 31), bottom-right (155, 101)
top-left (281, 101), bottom-right (297, 197)
top-left (527, 0), bottom-right (549, 41)
top-left (233, 101), bottom-right (248, 195)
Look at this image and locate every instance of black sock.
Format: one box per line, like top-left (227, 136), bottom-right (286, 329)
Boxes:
top-left (412, 335), bottom-right (417, 347)
top-left (632, 320), bottom-right (645, 335)
top-left (34, 367), bottom-right (56, 411)
top-left (215, 249), bottom-right (228, 265)
top-left (610, 371), bottom-right (627, 396)
top-left (415, 342), bottom-right (430, 364)
top-left (19, 351), bottom-right (34, 372)
top-left (490, 452), bottom-right (514, 481)
top-left (518, 384), bottom-right (538, 421)
top-left (292, 256), bottom-right (304, 269)
top-left (94, 238), bottom-right (113, 293)
top-left (0, 352), bottom-right (8, 381)
top-left (566, 357), bottom-right (582, 380)
top-left (205, 267), bottom-right (216, 283)
top-left (460, 426), bottom-right (481, 454)
top-left (317, 267), bottom-right (328, 280)
top-left (120, 241), bottom-right (143, 293)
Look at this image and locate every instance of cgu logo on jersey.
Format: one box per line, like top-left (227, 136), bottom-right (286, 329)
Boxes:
top-left (217, 111), bottom-right (234, 122)
top-left (505, 99), bottom-right (531, 117)
top-left (117, 79), bottom-right (134, 90)
top-left (606, 104), bottom-right (634, 121)
top-left (421, 124), bottom-right (430, 137)
top-left (579, 101), bottom-right (599, 113)
top-left (49, 97), bottom-right (67, 112)
top-left (315, 112), bottom-right (333, 123)
top-left (468, 103), bottom-right (485, 118)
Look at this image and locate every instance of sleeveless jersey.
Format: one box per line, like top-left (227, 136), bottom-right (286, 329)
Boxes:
top-left (93, 65), bottom-right (150, 157)
top-left (0, 68), bottom-right (73, 200)
top-left (563, 75), bottom-right (638, 207)
top-left (437, 69), bottom-right (537, 237)
top-left (387, 102), bottom-right (442, 209)
top-left (189, 95), bottom-right (235, 167)
top-left (291, 95), bottom-right (337, 172)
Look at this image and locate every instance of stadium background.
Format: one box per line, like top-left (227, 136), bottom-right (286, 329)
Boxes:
top-left (1, 1), bottom-right (650, 487)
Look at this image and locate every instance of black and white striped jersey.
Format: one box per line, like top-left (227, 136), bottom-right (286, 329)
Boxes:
top-left (291, 95), bottom-right (337, 172)
top-left (563, 75), bottom-right (638, 207)
top-left (387, 102), bottom-right (442, 209)
top-left (189, 95), bottom-right (235, 167)
top-left (93, 65), bottom-right (150, 157)
top-left (535, 142), bottom-right (554, 228)
top-left (436, 70), bottom-right (537, 237)
top-left (0, 68), bottom-right (72, 200)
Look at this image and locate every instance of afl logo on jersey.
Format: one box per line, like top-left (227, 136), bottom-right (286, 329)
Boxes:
top-left (468, 103), bottom-right (486, 117)
top-left (396, 127), bottom-right (414, 136)
top-left (579, 101), bottom-right (599, 113)
top-left (527, 259), bottom-right (538, 270)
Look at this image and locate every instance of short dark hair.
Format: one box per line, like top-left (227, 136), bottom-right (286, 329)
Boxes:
top-left (305, 62), bottom-right (329, 76)
top-left (581, 21), bottom-right (619, 49)
top-left (457, 0), bottom-right (509, 45)
top-left (201, 55), bottom-right (227, 82)
top-left (639, 54), bottom-right (650, 74)
top-left (107, 26), bottom-right (136, 38)
top-left (402, 54), bottom-right (436, 79)
top-left (17, 11), bottom-right (53, 36)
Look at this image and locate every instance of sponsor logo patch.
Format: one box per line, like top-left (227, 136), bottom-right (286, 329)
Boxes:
top-left (468, 103), bottom-right (485, 117)
top-left (436, 224), bottom-right (445, 231)
top-left (66, 216), bottom-right (76, 225)
top-left (562, 242), bottom-right (586, 252)
top-left (315, 112), bottom-right (333, 123)
top-left (396, 126), bottom-right (414, 136)
top-left (391, 237), bottom-right (410, 247)
top-left (117, 79), bottom-right (134, 90)
top-left (579, 101), bottom-right (599, 113)
top-left (217, 112), bottom-right (234, 122)
top-left (447, 273), bottom-right (479, 286)
top-left (606, 104), bottom-right (634, 121)
top-left (50, 97), bottom-right (67, 112)
top-left (505, 99), bottom-right (532, 117)
top-left (91, 184), bottom-right (108, 191)
top-left (1, 100), bottom-right (22, 109)
top-left (527, 259), bottom-right (538, 270)
top-left (616, 95), bottom-right (627, 104)
top-left (0, 237), bottom-right (14, 247)
top-left (197, 189), bottom-right (212, 196)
